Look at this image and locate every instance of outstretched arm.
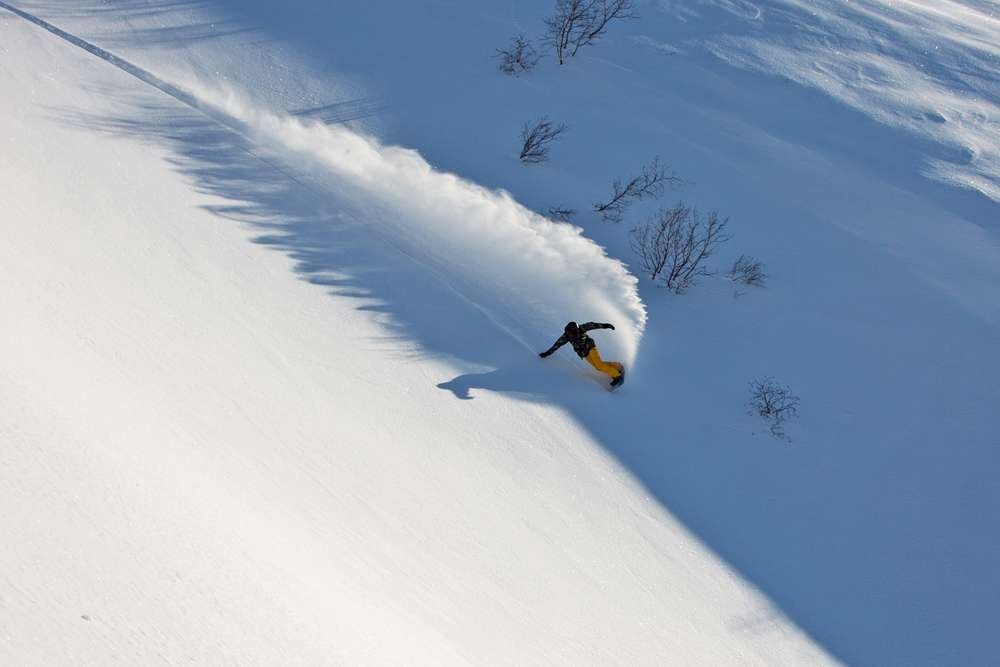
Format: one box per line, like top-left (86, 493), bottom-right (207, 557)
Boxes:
top-left (580, 322), bottom-right (615, 332)
top-left (539, 334), bottom-right (568, 358)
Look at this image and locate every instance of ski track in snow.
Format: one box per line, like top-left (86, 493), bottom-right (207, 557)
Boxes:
top-left (0, 0), bottom-right (646, 363)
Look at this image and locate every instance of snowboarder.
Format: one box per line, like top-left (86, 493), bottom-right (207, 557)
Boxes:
top-left (539, 321), bottom-right (625, 388)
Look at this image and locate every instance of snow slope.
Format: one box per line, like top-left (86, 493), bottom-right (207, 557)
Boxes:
top-left (3, 0), bottom-right (1000, 665)
top-left (0, 4), bottom-right (825, 665)
top-left (703, 0), bottom-right (1000, 202)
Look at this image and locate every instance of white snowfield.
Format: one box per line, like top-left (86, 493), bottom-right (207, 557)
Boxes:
top-left (702, 0), bottom-right (1000, 202)
top-left (0, 5), bottom-right (819, 666)
top-left (2, 1), bottom-right (998, 666)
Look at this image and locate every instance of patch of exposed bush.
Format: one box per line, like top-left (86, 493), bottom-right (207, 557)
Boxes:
top-left (747, 377), bottom-right (800, 441)
top-left (593, 157), bottom-right (676, 223)
top-left (629, 203), bottom-right (729, 292)
top-left (546, 207), bottom-right (577, 221)
top-left (519, 118), bottom-right (568, 164)
top-left (496, 34), bottom-right (540, 76)
top-left (544, 0), bottom-right (638, 64)
top-left (729, 254), bottom-right (767, 288)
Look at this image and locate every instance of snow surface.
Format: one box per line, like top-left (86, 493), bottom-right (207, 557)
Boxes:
top-left (700, 0), bottom-right (1000, 202)
top-left (2, 0), bottom-right (999, 665)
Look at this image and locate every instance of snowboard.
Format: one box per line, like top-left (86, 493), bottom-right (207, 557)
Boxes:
top-left (609, 366), bottom-right (626, 391)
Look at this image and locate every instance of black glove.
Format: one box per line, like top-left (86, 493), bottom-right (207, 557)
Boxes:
top-left (539, 351), bottom-right (549, 358)
top-left (606, 323), bottom-right (615, 330)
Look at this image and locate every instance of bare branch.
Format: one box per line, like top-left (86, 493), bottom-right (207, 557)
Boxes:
top-left (519, 118), bottom-right (568, 164)
top-left (572, 0), bottom-right (638, 57)
top-left (594, 157), bottom-right (677, 223)
top-left (495, 33), bottom-right (540, 76)
top-left (546, 207), bottom-right (577, 221)
top-left (728, 254), bottom-right (768, 288)
top-left (629, 203), bottom-right (730, 293)
top-left (544, 0), bottom-right (638, 64)
top-left (747, 378), bottom-right (800, 441)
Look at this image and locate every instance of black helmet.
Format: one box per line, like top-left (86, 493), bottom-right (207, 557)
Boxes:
top-left (564, 321), bottom-right (578, 335)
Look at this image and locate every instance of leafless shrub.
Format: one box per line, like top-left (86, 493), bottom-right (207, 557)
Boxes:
top-left (594, 157), bottom-right (677, 223)
top-left (519, 118), bottom-right (568, 164)
top-left (747, 377), bottom-right (800, 441)
top-left (546, 207), bottom-right (577, 221)
top-left (496, 33), bottom-right (540, 76)
top-left (629, 203), bottom-right (729, 293)
top-left (729, 254), bottom-right (767, 288)
top-left (544, 0), bottom-right (638, 65)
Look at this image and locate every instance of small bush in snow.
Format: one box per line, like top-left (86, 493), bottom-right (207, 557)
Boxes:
top-left (519, 118), bottom-right (568, 164)
top-left (629, 203), bottom-right (729, 293)
top-left (594, 156), bottom-right (676, 223)
top-left (747, 377), bottom-right (799, 441)
top-left (496, 34), bottom-right (540, 76)
top-left (728, 254), bottom-right (767, 288)
top-left (544, 0), bottom-right (638, 65)
top-left (547, 206), bottom-right (577, 221)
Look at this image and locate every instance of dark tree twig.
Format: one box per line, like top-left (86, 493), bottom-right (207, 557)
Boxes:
top-left (546, 207), bottom-right (577, 221)
top-left (629, 203), bottom-right (730, 293)
top-left (747, 378), bottom-right (800, 441)
top-left (594, 157), bottom-right (677, 223)
top-left (519, 118), bottom-right (568, 163)
top-left (496, 33), bottom-right (540, 76)
top-left (728, 254), bottom-right (768, 288)
top-left (544, 0), bottom-right (638, 64)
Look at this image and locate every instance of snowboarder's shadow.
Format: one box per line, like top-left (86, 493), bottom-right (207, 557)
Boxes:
top-left (437, 362), bottom-right (604, 401)
top-left (437, 368), bottom-right (537, 401)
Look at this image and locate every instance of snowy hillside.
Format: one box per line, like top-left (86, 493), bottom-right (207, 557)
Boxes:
top-left (2, 1), bottom-right (998, 665)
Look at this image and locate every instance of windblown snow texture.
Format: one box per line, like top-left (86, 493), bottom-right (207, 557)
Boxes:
top-left (702, 0), bottom-right (1000, 202)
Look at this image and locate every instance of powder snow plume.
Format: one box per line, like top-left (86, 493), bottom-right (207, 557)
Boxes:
top-left (197, 85), bottom-right (647, 363)
top-left (0, 0), bottom-right (644, 363)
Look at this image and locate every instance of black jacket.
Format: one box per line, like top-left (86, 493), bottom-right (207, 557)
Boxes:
top-left (540, 322), bottom-right (614, 359)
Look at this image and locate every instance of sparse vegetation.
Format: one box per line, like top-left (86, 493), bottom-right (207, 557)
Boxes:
top-left (594, 157), bottom-right (676, 223)
top-left (546, 207), bottom-right (577, 221)
top-left (729, 254), bottom-right (767, 288)
top-left (544, 0), bottom-right (638, 65)
top-left (747, 377), bottom-right (800, 441)
top-left (519, 118), bottom-right (568, 164)
top-left (496, 33), bottom-right (540, 76)
top-left (629, 203), bottom-right (729, 292)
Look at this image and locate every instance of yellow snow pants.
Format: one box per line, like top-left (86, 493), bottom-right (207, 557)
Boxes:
top-left (585, 348), bottom-right (623, 379)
